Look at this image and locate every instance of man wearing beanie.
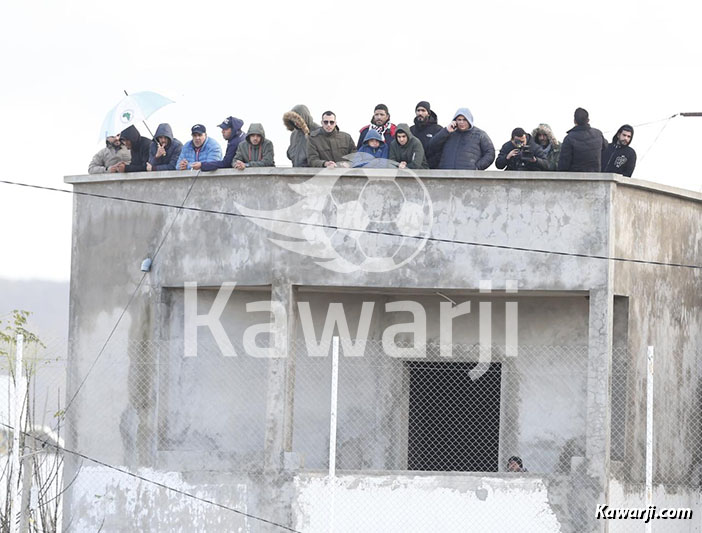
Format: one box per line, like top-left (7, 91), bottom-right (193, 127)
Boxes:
top-left (411, 101), bottom-right (442, 168)
top-left (357, 103), bottom-right (397, 149)
top-left (602, 125), bottom-right (636, 177)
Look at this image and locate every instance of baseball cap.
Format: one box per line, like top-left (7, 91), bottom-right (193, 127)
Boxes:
top-left (218, 117), bottom-right (234, 129)
top-left (191, 124), bottom-right (206, 134)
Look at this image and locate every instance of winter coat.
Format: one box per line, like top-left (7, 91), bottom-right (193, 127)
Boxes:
top-left (307, 127), bottom-right (357, 167)
top-left (233, 123), bottom-right (275, 167)
top-left (176, 135), bottom-right (223, 170)
top-left (201, 117), bottom-right (245, 171)
top-left (429, 108), bottom-right (495, 170)
top-left (602, 144), bottom-right (636, 177)
top-left (495, 134), bottom-right (549, 171)
top-left (558, 124), bottom-right (607, 172)
top-left (352, 129), bottom-right (390, 168)
top-left (357, 122), bottom-right (397, 149)
top-left (283, 105), bottom-right (319, 167)
top-left (148, 123), bottom-right (183, 171)
top-left (120, 125), bottom-right (152, 173)
top-left (410, 111), bottom-right (442, 168)
top-left (88, 142), bottom-right (131, 174)
top-left (531, 124), bottom-right (561, 171)
top-left (389, 123), bottom-right (428, 169)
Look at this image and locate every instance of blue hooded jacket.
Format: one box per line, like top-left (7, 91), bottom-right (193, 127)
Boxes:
top-left (148, 123), bottom-right (183, 171)
top-left (429, 107), bottom-right (495, 170)
top-left (176, 134), bottom-right (223, 170)
top-left (201, 117), bottom-right (245, 171)
top-left (353, 129), bottom-right (390, 167)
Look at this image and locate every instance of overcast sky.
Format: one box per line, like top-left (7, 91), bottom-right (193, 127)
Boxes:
top-left (0, 0), bottom-right (700, 281)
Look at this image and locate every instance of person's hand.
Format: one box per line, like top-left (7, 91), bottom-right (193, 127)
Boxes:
top-left (339, 161), bottom-right (351, 168)
top-left (398, 161), bottom-right (407, 169)
top-left (146, 162), bottom-right (152, 171)
top-left (179, 159), bottom-right (188, 170)
top-left (191, 162), bottom-right (202, 170)
top-left (446, 121), bottom-right (457, 133)
top-left (116, 162), bottom-right (126, 173)
top-left (155, 144), bottom-right (166, 158)
top-left (234, 160), bottom-right (246, 170)
top-left (324, 161), bottom-right (337, 168)
top-left (108, 164), bottom-right (119, 173)
top-left (506, 148), bottom-right (519, 160)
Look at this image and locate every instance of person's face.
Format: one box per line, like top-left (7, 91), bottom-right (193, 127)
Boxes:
top-left (249, 134), bottom-right (262, 146)
top-left (455, 115), bottom-right (470, 131)
top-left (157, 136), bottom-right (169, 147)
top-left (415, 107), bottom-right (429, 120)
top-left (222, 127), bottom-right (232, 141)
top-left (368, 139), bottom-right (380, 149)
top-left (373, 109), bottom-right (389, 126)
top-left (192, 132), bottom-right (206, 148)
top-left (107, 135), bottom-right (121, 148)
top-left (122, 138), bottom-right (132, 150)
top-left (508, 460), bottom-right (521, 472)
top-left (322, 114), bottom-right (336, 133)
top-left (536, 132), bottom-right (549, 147)
top-left (618, 130), bottom-right (632, 146)
top-left (512, 134), bottom-right (527, 147)
top-left (397, 132), bottom-right (408, 146)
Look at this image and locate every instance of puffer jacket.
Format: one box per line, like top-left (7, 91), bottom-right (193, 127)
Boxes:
top-left (352, 129), bottom-right (390, 168)
top-left (233, 123), bottom-right (275, 167)
top-left (148, 123), bottom-right (183, 171)
top-left (531, 124), bottom-right (561, 171)
top-left (411, 111), bottom-right (442, 168)
top-left (120, 125), bottom-right (152, 173)
top-left (88, 142), bottom-right (131, 174)
top-left (307, 126), bottom-right (357, 167)
top-left (558, 124), bottom-right (607, 172)
top-left (495, 134), bottom-right (549, 171)
top-left (389, 123), bottom-right (428, 169)
top-left (429, 108), bottom-right (495, 170)
top-left (283, 105), bottom-right (319, 167)
top-left (201, 117), bottom-right (245, 171)
top-left (176, 135), bottom-right (223, 170)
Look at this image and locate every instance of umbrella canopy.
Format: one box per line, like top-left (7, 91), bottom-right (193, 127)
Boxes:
top-left (98, 91), bottom-right (174, 140)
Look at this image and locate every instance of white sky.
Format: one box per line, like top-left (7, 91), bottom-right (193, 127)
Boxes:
top-left (0, 0), bottom-right (700, 281)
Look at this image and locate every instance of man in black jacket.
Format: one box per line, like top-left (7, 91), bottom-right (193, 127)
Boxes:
top-left (496, 128), bottom-right (549, 171)
top-left (558, 108), bottom-right (607, 172)
top-left (117, 125), bottom-right (152, 173)
top-left (410, 101), bottom-right (442, 168)
top-left (602, 125), bottom-right (636, 177)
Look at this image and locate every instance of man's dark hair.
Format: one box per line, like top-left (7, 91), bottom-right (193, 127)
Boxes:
top-left (374, 103), bottom-right (389, 113)
top-left (507, 456), bottom-right (523, 468)
top-left (613, 124), bottom-right (634, 143)
top-left (511, 127), bottom-right (526, 139)
top-left (322, 111), bottom-right (336, 119)
top-left (574, 108), bottom-right (589, 126)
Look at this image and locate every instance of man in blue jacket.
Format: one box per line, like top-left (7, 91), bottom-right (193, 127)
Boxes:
top-left (428, 108), bottom-right (495, 170)
top-left (200, 116), bottom-right (245, 171)
top-left (177, 124), bottom-right (223, 170)
top-left (147, 123), bottom-right (183, 171)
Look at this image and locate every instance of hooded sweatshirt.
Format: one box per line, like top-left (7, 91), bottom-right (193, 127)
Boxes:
top-left (88, 139), bottom-right (131, 174)
top-left (531, 123), bottom-right (561, 171)
top-left (353, 129), bottom-right (390, 168)
top-left (411, 109), bottom-right (442, 168)
top-left (602, 125), bottom-right (636, 177)
top-left (120, 125), bottom-right (152, 173)
top-left (233, 123), bottom-right (275, 167)
top-left (201, 117), bottom-right (245, 171)
top-left (428, 108), bottom-right (495, 170)
top-left (148, 123), bottom-right (183, 171)
top-left (283, 105), bottom-right (320, 167)
top-left (389, 123), bottom-right (428, 169)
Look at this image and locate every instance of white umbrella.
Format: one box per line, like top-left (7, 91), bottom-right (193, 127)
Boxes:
top-left (98, 91), bottom-right (174, 141)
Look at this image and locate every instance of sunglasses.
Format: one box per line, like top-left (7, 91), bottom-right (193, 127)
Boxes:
top-left (323, 120), bottom-right (336, 125)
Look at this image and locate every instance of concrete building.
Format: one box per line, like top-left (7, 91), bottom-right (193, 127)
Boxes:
top-left (63, 167), bottom-right (701, 532)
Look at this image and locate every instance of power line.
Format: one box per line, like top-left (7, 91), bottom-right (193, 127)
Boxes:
top-left (0, 422), bottom-right (301, 533)
top-left (1, 179), bottom-right (700, 270)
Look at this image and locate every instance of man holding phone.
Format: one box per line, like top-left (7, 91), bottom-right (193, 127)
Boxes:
top-left (428, 107), bottom-right (495, 170)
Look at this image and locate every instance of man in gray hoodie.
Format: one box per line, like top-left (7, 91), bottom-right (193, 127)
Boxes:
top-left (428, 107), bottom-right (495, 170)
top-left (233, 124), bottom-right (275, 169)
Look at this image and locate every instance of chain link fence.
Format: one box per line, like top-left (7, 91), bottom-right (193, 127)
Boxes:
top-left (0, 335), bottom-right (700, 531)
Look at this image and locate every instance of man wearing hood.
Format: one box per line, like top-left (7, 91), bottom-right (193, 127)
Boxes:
top-left (177, 124), bottom-right (223, 170)
top-left (88, 133), bottom-right (131, 174)
top-left (531, 124), bottom-right (561, 171)
top-left (428, 108), bottom-right (495, 170)
top-left (558, 108), bottom-right (607, 172)
top-left (389, 123), bottom-right (428, 169)
top-left (495, 128), bottom-right (548, 171)
top-left (117, 125), bottom-right (152, 173)
top-left (199, 116), bottom-right (245, 171)
top-left (357, 104), bottom-right (397, 149)
top-left (410, 101), bottom-right (442, 168)
top-left (147, 123), bottom-right (183, 171)
top-left (352, 129), bottom-right (390, 168)
top-left (233, 124), bottom-right (275, 169)
top-left (602, 125), bottom-right (636, 177)
top-left (307, 111), bottom-right (357, 168)
top-left (283, 105), bottom-right (319, 167)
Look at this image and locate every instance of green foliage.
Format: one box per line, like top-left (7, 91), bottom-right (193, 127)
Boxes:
top-left (0, 310), bottom-right (45, 377)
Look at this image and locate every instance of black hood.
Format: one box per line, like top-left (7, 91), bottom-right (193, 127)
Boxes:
top-left (153, 123), bottom-right (174, 142)
top-left (612, 124), bottom-right (634, 144)
top-left (120, 125), bottom-right (141, 144)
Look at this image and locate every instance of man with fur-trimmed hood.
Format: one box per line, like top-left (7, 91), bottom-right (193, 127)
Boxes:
top-left (602, 125), bottom-right (636, 177)
top-left (283, 105), bottom-right (319, 167)
top-left (531, 123), bottom-right (561, 171)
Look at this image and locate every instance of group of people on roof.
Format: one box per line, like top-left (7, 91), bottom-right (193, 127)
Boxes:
top-left (89, 102), bottom-right (636, 178)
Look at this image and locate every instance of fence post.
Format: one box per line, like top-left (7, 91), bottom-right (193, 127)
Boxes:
top-left (9, 334), bottom-right (25, 533)
top-left (329, 336), bottom-right (339, 478)
top-left (645, 346), bottom-right (654, 533)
